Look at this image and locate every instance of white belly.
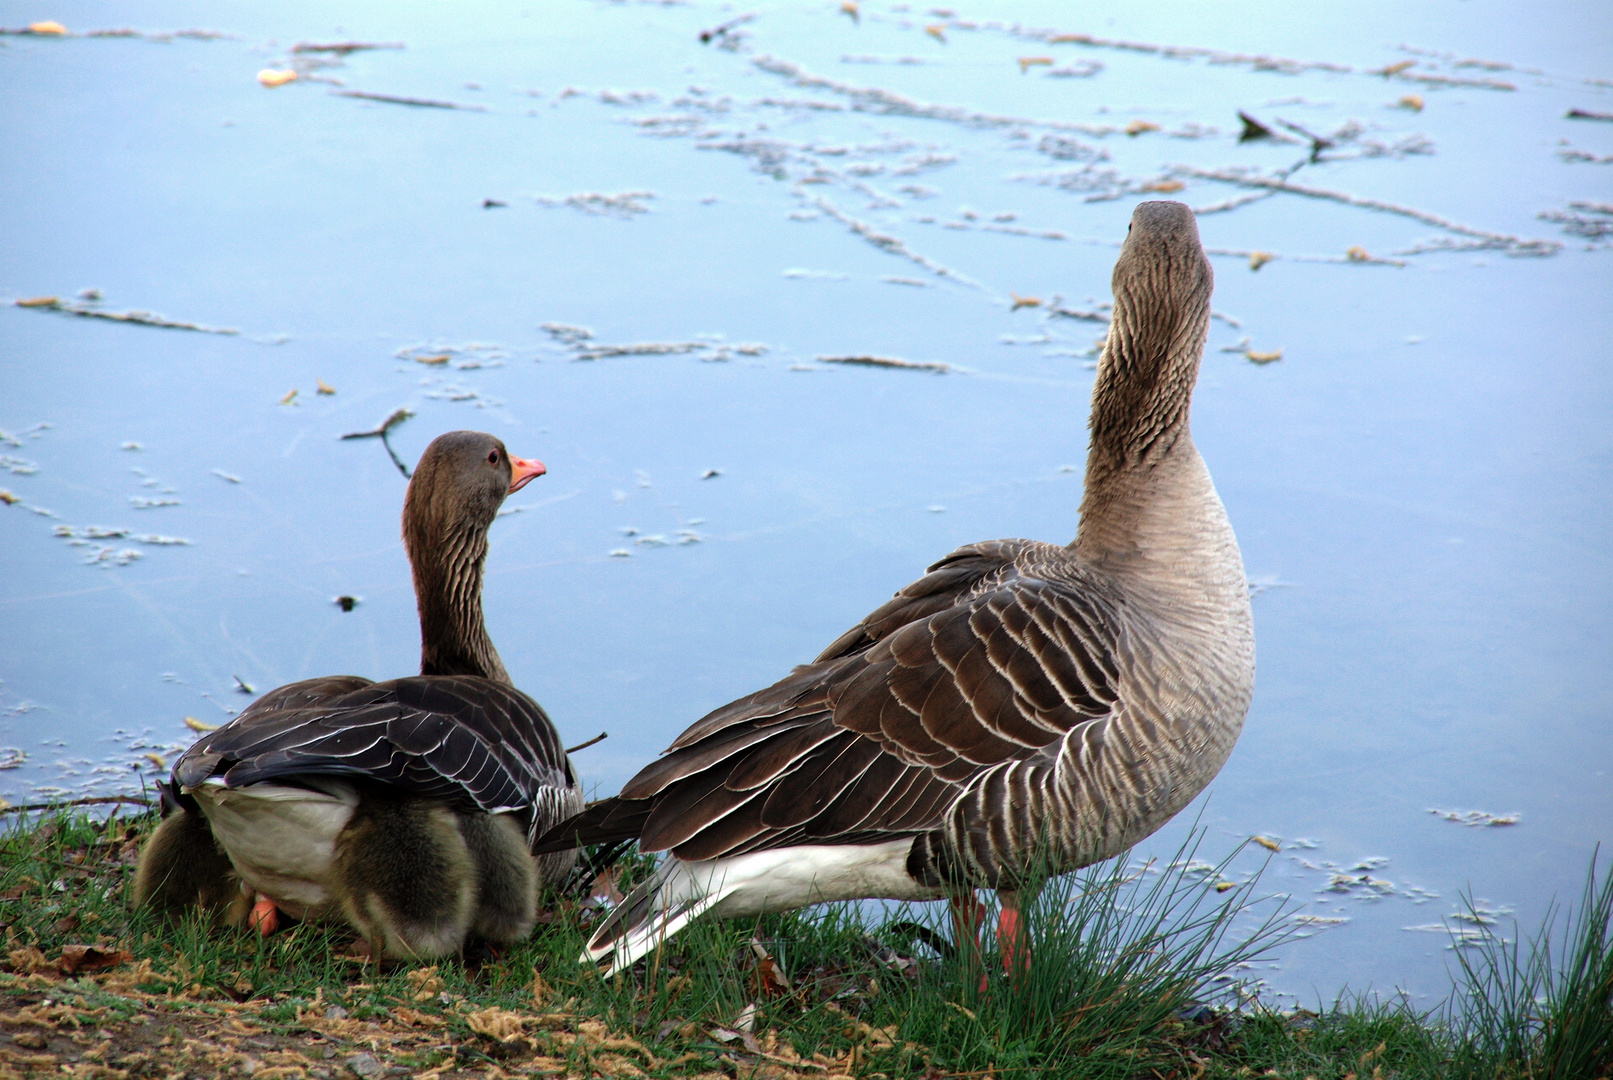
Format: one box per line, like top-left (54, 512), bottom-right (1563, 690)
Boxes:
top-left (189, 778), bottom-right (358, 918)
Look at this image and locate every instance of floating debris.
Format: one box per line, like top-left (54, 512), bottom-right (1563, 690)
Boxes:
top-left (1567, 108), bottom-right (1613, 122)
top-left (1017, 56), bottom-right (1053, 73)
top-left (334, 595), bottom-right (359, 612)
top-left (293, 41), bottom-right (403, 56)
top-left (1175, 167), bottom-right (1560, 257)
top-left (1009, 292), bottom-right (1041, 311)
top-left (1248, 251), bottom-right (1274, 271)
top-left (316, 378), bottom-right (336, 395)
top-left (535, 191), bottom-right (655, 217)
top-left (1246, 349), bottom-right (1283, 365)
top-left (0, 748), bottom-right (24, 769)
top-left (340, 407), bottom-right (413, 441)
top-left (232, 676), bottom-right (254, 694)
top-left (183, 716), bottom-right (217, 733)
top-left (257, 69), bottom-right (297, 88)
top-left (698, 13), bottom-right (754, 45)
top-left (13, 296), bottom-right (238, 333)
top-left (414, 353), bottom-right (451, 365)
top-left (211, 468), bottom-right (241, 483)
top-left (609, 548), bottom-right (632, 558)
top-left (278, 388), bottom-right (299, 405)
top-left (129, 497), bottom-right (180, 509)
top-left (1, 455), bottom-right (38, 475)
top-left (0, 490), bottom-right (15, 505)
top-left (1538, 202), bottom-right (1613, 239)
top-left (333, 89), bottom-right (486, 111)
top-left (1253, 836), bottom-right (1281, 852)
top-left (1428, 808), bottom-right (1520, 827)
top-left (1124, 119), bottom-right (1160, 136)
top-left (702, 468), bottom-right (722, 479)
top-left (1397, 93), bottom-right (1425, 112)
top-left (818, 354), bottom-right (950, 373)
top-left (482, 198), bottom-right (507, 209)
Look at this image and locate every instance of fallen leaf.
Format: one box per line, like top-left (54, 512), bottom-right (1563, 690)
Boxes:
top-left (143, 752), bottom-right (167, 769)
top-left (1254, 836), bottom-right (1281, 852)
top-left (840, 0), bottom-right (859, 20)
top-left (1346, 245), bottom-right (1371, 262)
top-left (1246, 349), bottom-right (1283, 365)
top-left (15, 296), bottom-right (58, 308)
top-left (924, 23), bottom-right (945, 41)
top-left (58, 944), bottom-right (133, 974)
top-left (1017, 56), bottom-right (1053, 73)
top-left (1397, 93), bottom-right (1424, 111)
top-left (1141, 179), bottom-right (1184, 193)
top-left (316, 378), bottom-right (336, 395)
top-left (414, 354), bottom-right (450, 366)
top-left (257, 69), bottom-right (297, 88)
top-left (1124, 120), bottom-right (1160, 136)
top-left (183, 716), bottom-right (217, 732)
top-left (1248, 251), bottom-right (1274, 271)
top-left (28, 20), bottom-right (67, 35)
top-left (0, 490), bottom-right (16, 505)
top-left (1215, 880), bottom-right (1236, 892)
top-left (1009, 292), bottom-right (1041, 311)
top-left (278, 388), bottom-right (299, 405)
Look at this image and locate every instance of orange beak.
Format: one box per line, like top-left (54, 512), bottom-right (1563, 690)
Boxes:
top-left (508, 456), bottom-right (546, 494)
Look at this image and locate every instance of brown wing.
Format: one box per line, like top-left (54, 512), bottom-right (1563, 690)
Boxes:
top-left (536, 540), bottom-right (1122, 860)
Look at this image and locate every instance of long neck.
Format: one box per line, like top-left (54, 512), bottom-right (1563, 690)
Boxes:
top-left (1073, 302), bottom-right (1239, 602)
top-left (409, 521), bottom-right (510, 684)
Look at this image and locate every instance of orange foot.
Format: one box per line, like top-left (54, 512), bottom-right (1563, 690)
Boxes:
top-left (246, 896), bottom-right (279, 936)
top-left (998, 904), bottom-right (1027, 980)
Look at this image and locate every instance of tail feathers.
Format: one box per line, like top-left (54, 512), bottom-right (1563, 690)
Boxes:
top-left (581, 858), bottom-right (736, 976)
top-left (532, 796), bottom-right (649, 854)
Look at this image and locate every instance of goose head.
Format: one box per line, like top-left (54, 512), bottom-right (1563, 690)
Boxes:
top-left (402, 431), bottom-right (546, 682)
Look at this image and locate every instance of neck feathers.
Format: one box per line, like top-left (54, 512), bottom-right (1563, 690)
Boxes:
top-left (404, 501), bottom-right (509, 685)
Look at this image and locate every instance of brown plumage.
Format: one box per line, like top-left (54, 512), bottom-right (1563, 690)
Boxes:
top-left (536, 202), bottom-right (1255, 974)
top-left (135, 431), bottom-right (583, 958)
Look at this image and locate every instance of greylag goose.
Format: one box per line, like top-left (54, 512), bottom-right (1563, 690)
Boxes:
top-left (536, 201), bottom-right (1254, 976)
top-left (135, 431), bottom-right (585, 959)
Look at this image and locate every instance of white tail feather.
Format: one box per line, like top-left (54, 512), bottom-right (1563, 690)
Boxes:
top-left (581, 840), bottom-right (946, 976)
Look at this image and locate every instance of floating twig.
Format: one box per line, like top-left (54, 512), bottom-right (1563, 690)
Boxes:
top-left (1567, 108), bottom-right (1613, 122)
top-left (332, 90), bottom-right (486, 111)
top-left (0, 795), bottom-right (154, 815)
top-left (13, 296), bottom-right (238, 334)
top-left (294, 41), bottom-right (403, 56)
top-left (699, 13), bottom-right (755, 44)
top-left (1175, 167), bottom-right (1561, 257)
top-left (565, 732), bottom-right (609, 755)
top-left (818, 355), bottom-right (950, 373)
top-left (341, 408), bottom-right (415, 478)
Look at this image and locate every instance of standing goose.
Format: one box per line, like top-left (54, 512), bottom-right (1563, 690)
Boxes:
top-left (135, 431), bottom-right (585, 959)
top-left (536, 202), bottom-right (1254, 976)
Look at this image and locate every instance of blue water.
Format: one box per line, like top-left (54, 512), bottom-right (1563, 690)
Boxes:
top-left (2, 0), bottom-right (1609, 1004)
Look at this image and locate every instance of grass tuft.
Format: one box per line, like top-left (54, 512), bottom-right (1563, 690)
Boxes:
top-left (0, 807), bottom-right (1607, 1079)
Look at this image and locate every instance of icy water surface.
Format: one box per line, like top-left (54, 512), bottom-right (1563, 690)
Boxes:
top-left (2, 0), bottom-right (1610, 1004)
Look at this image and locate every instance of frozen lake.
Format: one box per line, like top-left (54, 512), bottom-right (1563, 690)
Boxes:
top-left (2, 0), bottom-right (1609, 1005)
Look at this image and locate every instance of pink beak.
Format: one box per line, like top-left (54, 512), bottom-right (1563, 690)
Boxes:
top-left (508, 456), bottom-right (547, 494)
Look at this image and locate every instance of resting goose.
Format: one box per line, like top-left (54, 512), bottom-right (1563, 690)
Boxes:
top-left (135, 431), bottom-right (584, 958)
top-left (536, 201), bottom-right (1254, 976)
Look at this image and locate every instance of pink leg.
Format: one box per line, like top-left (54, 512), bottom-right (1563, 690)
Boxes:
top-left (997, 891), bottom-right (1027, 982)
top-left (948, 892), bottom-right (989, 993)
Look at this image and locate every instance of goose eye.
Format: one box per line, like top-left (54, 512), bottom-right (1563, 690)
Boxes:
top-left (488, 450), bottom-right (500, 465)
